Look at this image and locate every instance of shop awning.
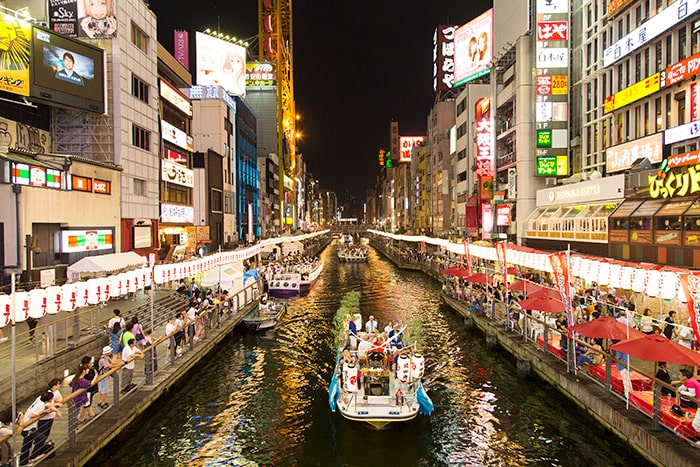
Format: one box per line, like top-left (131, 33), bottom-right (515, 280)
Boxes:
top-left (0, 152), bottom-right (65, 170)
top-left (610, 199), bottom-right (644, 218)
top-left (654, 197), bottom-right (698, 216)
top-left (630, 199), bottom-right (665, 217)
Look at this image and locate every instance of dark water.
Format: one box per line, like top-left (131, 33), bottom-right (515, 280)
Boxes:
top-left (88, 243), bottom-right (649, 466)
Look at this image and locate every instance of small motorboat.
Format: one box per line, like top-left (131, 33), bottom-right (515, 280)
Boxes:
top-left (243, 300), bottom-right (287, 331)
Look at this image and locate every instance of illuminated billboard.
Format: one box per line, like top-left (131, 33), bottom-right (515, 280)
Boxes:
top-left (454, 9), bottom-right (492, 87)
top-left (245, 62), bottom-right (276, 87)
top-left (604, 2), bottom-right (700, 67)
top-left (196, 32), bottom-right (246, 97)
top-left (0, 14), bottom-right (32, 96)
top-left (433, 25), bottom-right (457, 94)
top-left (605, 133), bottom-right (663, 173)
top-left (31, 26), bottom-right (105, 113)
top-left (604, 73), bottom-right (660, 113)
top-left (399, 136), bottom-right (424, 163)
top-left (61, 229), bottom-right (114, 253)
top-left (49, 0), bottom-right (118, 38)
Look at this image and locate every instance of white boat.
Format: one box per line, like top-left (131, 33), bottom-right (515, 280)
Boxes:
top-left (267, 272), bottom-right (302, 295)
top-left (328, 293), bottom-right (433, 429)
top-left (299, 261), bottom-right (323, 290)
top-left (338, 247), bottom-right (369, 262)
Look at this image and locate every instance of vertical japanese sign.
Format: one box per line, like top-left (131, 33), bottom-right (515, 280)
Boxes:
top-left (535, 0), bottom-right (570, 177)
top-left (433, 25), bottom-right (457, 94)
top-left (174, 29), bottom-right (189, 70)
top-left (475, 97), bottom-right (493, 240)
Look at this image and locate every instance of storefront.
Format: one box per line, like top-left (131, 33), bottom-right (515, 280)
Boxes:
top-left (524, 175), bottom-right (625, 255)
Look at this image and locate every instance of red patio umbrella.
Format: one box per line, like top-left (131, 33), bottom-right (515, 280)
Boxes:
top-left (572, 317), bottom-right (645, 341)
top-left (518, 296), bottom-right (566, 314)
top-left (526, 287), bottom-right (563, 301)
top-left (463, 273), bottom-right (492, 284)
top-left (509, 280), bottom-right (542, 294)
top-left (441, 267), bottom-right (470, 277)
top-left (610, 334), bottom-right (700, 366)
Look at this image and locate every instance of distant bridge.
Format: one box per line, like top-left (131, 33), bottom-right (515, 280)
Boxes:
top-left (329, 224), bottom-right (370, 235)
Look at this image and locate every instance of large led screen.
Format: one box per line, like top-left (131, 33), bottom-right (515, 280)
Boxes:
top-left (454, 9), bottom-right (493, 87)
top-left (196, 32), bottom-right (246, 97)
top-left (31, 26), bottom-right (105, 113)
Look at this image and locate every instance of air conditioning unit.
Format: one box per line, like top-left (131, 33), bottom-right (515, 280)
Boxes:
top-left (545, 178), bottom-right (558, 187)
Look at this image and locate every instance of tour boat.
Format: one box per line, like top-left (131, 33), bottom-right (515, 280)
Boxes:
top-left (327, 293), bottom-right (433, 429)
top-left (242, 300), bottom-right (287, 331)
top-left (299, 261), bottom-right (323, 290)
top-left (267, 272), bottom-right (302, 295)
top-left (338, 247), bottom-right (369, 262)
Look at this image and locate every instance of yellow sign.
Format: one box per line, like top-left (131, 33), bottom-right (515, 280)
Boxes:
top-left (0, 14), bottom-right (31, 97)
top-left (551, 75), bottom-right (568, 95)
top-left (604, 73), bottom-right (660, 114)
top-left (649, 164), bottom-right (700, 199)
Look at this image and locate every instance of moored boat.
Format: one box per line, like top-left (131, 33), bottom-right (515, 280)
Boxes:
top-left (328, 292), bottom-right (433, 429)
top-left (243, 300), bottom-right (287, 331)
top-left (267, 272), bottom-right (302, 295)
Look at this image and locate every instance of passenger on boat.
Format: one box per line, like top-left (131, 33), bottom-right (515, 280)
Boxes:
top-left (348, 316), bottom-right (359, 350)
top-left (339, 347), bottom-right (358, 367)
top-left (371, 334), bottom-right (386, 353)
top-left (357, 334), bottom-right (372, 358)
top-left (384, 320), bottom-right (393, 334)
top-left (365, 315), bottom-right (378, 333)
top-left (389, 324), bottom-right (403, 349)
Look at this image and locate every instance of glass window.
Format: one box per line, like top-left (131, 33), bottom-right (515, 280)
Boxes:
top-left (131, 22), bottom-right (149, 53)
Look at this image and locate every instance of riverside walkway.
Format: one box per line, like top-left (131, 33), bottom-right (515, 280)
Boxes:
top-left (370, 236), bottom-right (699, 467)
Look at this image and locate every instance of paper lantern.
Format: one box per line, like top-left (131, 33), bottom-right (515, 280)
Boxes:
top-left (45, 286), bottom-right (62, 314)
top-left (74, 282), bottom-right (89, 308)
top-left (597, 262), bottom-right (610, 286)
top-left (631, 269), bottom-right (646, 293)
top-left (14, 291), bottom-right (30, 322)
top-left (609, 264), bottom-right (622, 289)
top-left (588, 261), bottom-right (600, 284)
top-left (677, 277), bottom-right (688, 303)
top-left (126, 271), bottom-right (138, 294)
top-left (60, 284), bottom-right (77, 312)
top-left (580, 259), bottom-right (591, 279)
top-left (0, 295), bottom-right (11, 327)
top-left (96, 277), bottom-right (110, 302)
top-left (28, 288), bottom-right (48, 318)
top-left (86, 279), bottom-right (100, 305)
top-left (659, 272), bottom-right (678, 300)
top-left (645, 269), bottom-right (661, 297)
top-left (570, 256), bottom-right (582, 277)
top-left (145, 269), bottom-right (153, 287)
top-left (620, 267), bottom-right (634, 290)
top-left (153, 265), bottom-right (165, 285)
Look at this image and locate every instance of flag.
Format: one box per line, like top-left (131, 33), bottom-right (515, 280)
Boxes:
top-left (678, 272), bottom-right (700, 343)
top-left (549, 252), bottom-right (573, 338)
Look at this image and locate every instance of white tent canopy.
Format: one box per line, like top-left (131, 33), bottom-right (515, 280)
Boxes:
top-left (66, 252), bottom-right (146, 281)
top-left (200, 263), bottom-right (244, 292)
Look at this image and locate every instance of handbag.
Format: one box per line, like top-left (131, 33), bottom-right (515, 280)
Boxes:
top-left (671, 404), bottom-right (686, 418)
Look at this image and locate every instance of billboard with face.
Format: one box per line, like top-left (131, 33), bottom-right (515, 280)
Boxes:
top-left (196, 32), bottom-right (246, 97)
top-left (454, 9), bottom-right (493, 87)
top-left (49, 0), bottom-right (117, 39)
top-left (31, 26), bottom-right (105, 113)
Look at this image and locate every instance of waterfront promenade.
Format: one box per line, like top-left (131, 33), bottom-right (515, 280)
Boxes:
top-left (370, 236), bottom-right (699, 467)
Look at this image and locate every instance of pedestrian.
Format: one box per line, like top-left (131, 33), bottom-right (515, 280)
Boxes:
top-left (18, 391), bottom-right (57, 466)
top-left (119, 322), bottom-right (135, 350)
top-left (82, 356), bottom-right (98, 402)
top-left (131, 316), bottom-right (145, 347)
top-left (109, 321), bottom-right (123, 355)
top-left (165, 315), bottom-right (176, 360)
top-left (69, 364), bottom-right (94, 423)
top-left (26, 317), bottom-right (38, 343)
top-left (121, 338), bottom-right (144, 393)
top-left (662, 310), bottom-right (676, 340)
top-left (0, 410), bottom-right (13, 464)
top-left (107, 309), bottom-right (125, 332)
top-left (143, 328), bottom-right (158, 374)
top-left (187, 300), bottom-right (198, 344)
top-left (174, 310), bottom-right (186, 355)
top-left (36, 378), bottom-right (63, 451)
top-left (97, 346), bottom-right (118, 408)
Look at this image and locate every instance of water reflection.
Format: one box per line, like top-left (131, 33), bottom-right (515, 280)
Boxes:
top-left (88, 243), bottom-right (649, 466)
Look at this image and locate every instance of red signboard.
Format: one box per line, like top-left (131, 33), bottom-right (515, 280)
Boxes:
top-left (667, 150), bottom-right (700, 168)
top-left (93, 179), bottom-right (111, 194)
top-left (537, 21), bottom-right (568, 41)
top-left (693, 82), bottom-right (699, 121)
top-left (536, 75), bottom-right (552, 95)
top-left (475, 97), bottom-right (492, 178)
top-left (166, 148), bottom-right (188, 164)
top-left (664, 52), bottom-right (700, 87)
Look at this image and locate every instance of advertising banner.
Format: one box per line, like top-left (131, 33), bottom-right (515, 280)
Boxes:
top-left (0, 14), bottom-right (31, 96)
top-left (605, 133), bottom-right (663, 173)
top-left (454, 9), bottom-right (493, 87)
top-left (549, 252), bottom-right (573, 338)
top-left (604, 73), bottom-right (661, 113)
top-left (399, 136), bottom-right (424, 163)
top-left (196, 32), bottom-right (246, 97)
top-left (245, 62), bottom-right (276, 87)
top-left (678, 272), bottom-right (700, 343)
top-left (174, 30), bottom-right (189, 69)
top-left (50, 0), bottom-right (117, 39)
top-left (663, 51), bottom-right (700, 87)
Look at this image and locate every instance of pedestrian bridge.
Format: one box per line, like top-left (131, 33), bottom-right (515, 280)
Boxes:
top-left (329, 224), bottom-right (370, 235)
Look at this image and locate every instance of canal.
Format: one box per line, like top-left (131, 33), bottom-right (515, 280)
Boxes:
top-left (88, 242), bottom-right (650, 466)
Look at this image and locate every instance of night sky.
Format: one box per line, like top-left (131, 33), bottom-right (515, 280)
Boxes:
top-left (150, 0), bottom-right (492, 202)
